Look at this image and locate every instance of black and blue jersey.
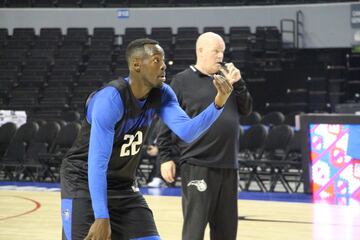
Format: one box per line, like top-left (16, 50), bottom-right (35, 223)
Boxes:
top-left (60, 77), bottom-right (223, 219)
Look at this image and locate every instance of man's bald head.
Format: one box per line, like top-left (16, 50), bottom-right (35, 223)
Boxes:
top-left (195, 32), bottom-right (225, 75)
top-left (196, 32), bottom-right (224, 52)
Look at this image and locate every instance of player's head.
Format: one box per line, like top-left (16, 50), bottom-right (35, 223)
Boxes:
top-left (195, 32), bottom-right (225, 75)
top-left (126, 38), bottom-right (166, 88)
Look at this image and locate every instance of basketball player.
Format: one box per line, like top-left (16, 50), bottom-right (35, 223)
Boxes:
top-left (158, 32), bottom-right (252, 240)
top-left (60, 38), bottom-right (234, 240)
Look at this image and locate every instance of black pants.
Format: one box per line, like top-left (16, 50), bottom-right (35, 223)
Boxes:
top-left (61, 195), bottom-right (159, 240)
top-left (181, 163), bottom-right (238, 240)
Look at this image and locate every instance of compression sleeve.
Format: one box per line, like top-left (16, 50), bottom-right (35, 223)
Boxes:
top-left (86, 86), bottom-right (123, 218)
top-left (159, 84), bottom-right (223, 143)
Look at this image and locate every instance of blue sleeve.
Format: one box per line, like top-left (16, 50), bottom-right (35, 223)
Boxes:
top-left (159, 84), bottom-right (223, 143)
top-left (86, 86), bottom-right (123, 219)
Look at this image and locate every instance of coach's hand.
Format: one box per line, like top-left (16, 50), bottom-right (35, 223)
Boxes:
top-left (219, 62), bottom-right (241, 85)
top-left (84, 218), bottom-right (111, 240)
top-left (213, 74), bottom-right (233, 109)
top-left (161, 160), bottom-right (176, 183)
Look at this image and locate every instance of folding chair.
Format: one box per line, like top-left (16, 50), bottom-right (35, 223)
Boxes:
top-left (261, 111), bottom-right (285, 127)
top-left (279, 131), bottom-right (303, 193)
top-left (239, 111), bottom-right (262, 126)
top-left (258, 124), bottom-right (294, 192)
top-left (1, 122), bottom-right (39, 180)
top-left (238, 124), bottom-right (268, 191)
top-left (0, 122), bottom-right (17, 160)
top-left (21, 121), bottom-right (61, 181)
top-left (38, 122), bottom-right (81, 181)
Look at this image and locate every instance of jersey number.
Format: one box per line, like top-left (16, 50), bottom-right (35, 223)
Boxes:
top-left (120, 131), bottom-right (143, 157)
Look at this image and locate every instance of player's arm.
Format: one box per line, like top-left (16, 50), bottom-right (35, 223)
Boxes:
top-left (85, 86), bottom-right (123, 240)
top-left (158, 76), bottom-right (232, 143)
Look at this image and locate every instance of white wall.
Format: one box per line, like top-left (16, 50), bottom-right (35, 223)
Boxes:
top-left (0, 2), bottom-right (359, 48)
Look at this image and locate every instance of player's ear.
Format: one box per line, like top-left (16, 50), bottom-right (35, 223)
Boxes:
top-left (131, 58), bottom-right (141, 72)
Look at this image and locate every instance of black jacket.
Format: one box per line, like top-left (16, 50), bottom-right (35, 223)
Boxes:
top-left (157, 66), bottom-right (252, 169)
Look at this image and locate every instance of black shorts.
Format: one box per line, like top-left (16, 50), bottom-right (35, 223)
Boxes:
top-left (181, 163), bottom-right (238, 240)
top-left (61, 195), bottom-right (159, 240)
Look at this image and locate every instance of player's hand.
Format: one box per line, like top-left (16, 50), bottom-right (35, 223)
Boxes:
top-left (84, 218), bottom-right (111, 240)
top-left (213, 74), bottom-right (233, 108)
top-left (219, 62), bottom-right (241, 85)
top-left (161, 160), bottom-right (176, 183)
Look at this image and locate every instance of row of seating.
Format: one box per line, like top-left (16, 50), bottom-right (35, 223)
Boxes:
top-left (1, 26), bottom-right (359, 117)
top-left (238, 124), bottom-right (302, 192)
top-left (240, 110), bottom-right (297, 126)
top-left (1, 86), bottom-right (98, 111)
top-left (0, 26), bottom-right (284, 115)
top-left (0, 0), bottom-right (352, 8)
top-left (0, 121), bottom-right (81, 181)
top-left (0, 120), bottom-right (303, 192)
top-left (1, 53), bottom-right (358, 117)
top-left (0, 26), bottom-right (281, 53)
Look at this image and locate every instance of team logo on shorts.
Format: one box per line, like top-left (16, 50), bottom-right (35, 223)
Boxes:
top-left (132, 185), bottom-right (140, 192)
top-left (63, 209), bottom-right (70, 221)
top-left (187, 179), bottom-right (207, 192)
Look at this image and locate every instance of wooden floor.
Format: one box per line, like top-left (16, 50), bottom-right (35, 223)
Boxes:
top-left (0, 190), bottom-right (360, 240)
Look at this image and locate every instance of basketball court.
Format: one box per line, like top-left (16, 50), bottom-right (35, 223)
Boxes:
top-left (1, 184), bottom-right (359, 240)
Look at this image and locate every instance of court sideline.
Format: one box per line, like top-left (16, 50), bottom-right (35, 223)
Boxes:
top-left (1, 187), bottom-right (359, 240)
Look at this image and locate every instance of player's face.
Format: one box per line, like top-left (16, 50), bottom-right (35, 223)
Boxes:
top-left (141, 44), bottom-right (167, 88)
top-left (202, 38), bottom-right (225, 74)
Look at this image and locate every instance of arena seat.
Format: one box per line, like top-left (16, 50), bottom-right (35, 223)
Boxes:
top-left (261, 111), bottom-right (285, 126)
top-left (255, 124), bottom-right (294, 192)
top-left (238, 123), bottom-right (268, 191)
top-left (31, 0), bottom-right (55, 7)
top-left (1, 121), bottom-right (39, 180)
top-left (81, 0), bottom-right (104, 7)
top-left (0, 122), bottom-right (17, 160)
top-left (37, 122), bottom-right (81, 181)
top-left (122, 28), bottom-right (147, 46)
top-left (21, 121), bottom-right (61, 181)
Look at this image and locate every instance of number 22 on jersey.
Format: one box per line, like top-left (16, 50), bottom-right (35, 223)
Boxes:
top-left (120, 131), bottom-right (143, 157)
